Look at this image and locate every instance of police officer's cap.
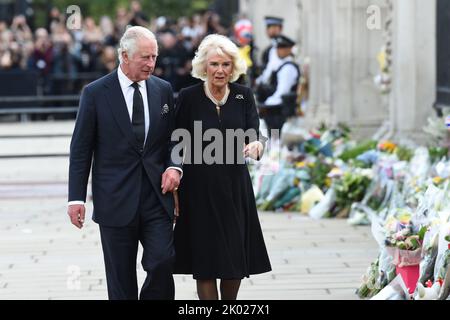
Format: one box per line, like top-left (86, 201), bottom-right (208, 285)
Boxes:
top-left (275, 35), bottom-right (296, 48)
top-left (264, 16), bottom-right (283, 27)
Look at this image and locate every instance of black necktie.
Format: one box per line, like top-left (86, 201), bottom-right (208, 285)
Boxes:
top-left (131, 82), bottom-right (145, 146)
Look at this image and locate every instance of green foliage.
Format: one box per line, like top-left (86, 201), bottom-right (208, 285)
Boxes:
top-left (395, 145), bottom-right (414, 162)
top-left (418, 226), bottom-right (427, 242)
top-left (307, 161), bottom-right (332, 191)
top-left (339, 140), bottom-right (377, 162)
top-left (428, 146), bottom-right (449, 163)
top-left (366, 183), bottom-right (388, 211)
top-left (336, 122), bottom-right (352, 138)
top-left (333, 172), bottom-right (372, 211)
top-left (302, 140), bottom-right (320, 156)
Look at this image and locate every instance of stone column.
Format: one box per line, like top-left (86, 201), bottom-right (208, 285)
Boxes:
top-left (390, 0), bottom-right (436, 141)
top-left (302, 0), bottom-right (333, 125)
top-left (305, 0), bottom-right (387, 138)
top-left (330, 0), bottom-right (353, 125)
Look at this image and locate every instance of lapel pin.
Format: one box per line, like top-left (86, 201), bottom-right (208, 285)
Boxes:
top-left (235, 94), bottom-right (244, 100)
top-left (161, 104), bottom-right (169, 114)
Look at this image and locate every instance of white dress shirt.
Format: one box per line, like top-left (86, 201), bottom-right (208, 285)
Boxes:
top-left (264, 56), bottom-right (299, 106)
top-left (255, 45), bottom-right (283, 85)
top-left (117, 65), bottom-right (150, 144)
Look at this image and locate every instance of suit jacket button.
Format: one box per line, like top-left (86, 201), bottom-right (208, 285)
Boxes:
top-left (139, 148), bottom-right (144, 153)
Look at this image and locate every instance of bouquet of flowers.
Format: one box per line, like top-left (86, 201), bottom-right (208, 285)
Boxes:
top-left (306, 158), bottom-right (333, 191)
top-left (357, 258), bottom-right (381, 298)
top-left (256, 168), bottom-right (298, 211)
top-left (384, 213), bottom-right (427, 267)
top-left (419, 225), bottom-right (440, 284)
top-left (348, 175), bottom-right (395, 226)
top-left (423, 106), bottom-right (450, 149)
top-left (428, 146), bottom-right (449, 163)
top-left (298, 123), bottom-right (351, 158)
top-left (357, 249), bottom-right (396, 298)
top-left (330, 170), bottom-right (372, 218)
top-left (339, 140), bottom-right (377, 162)
top-left (434, 223), bottom-right (450, 299)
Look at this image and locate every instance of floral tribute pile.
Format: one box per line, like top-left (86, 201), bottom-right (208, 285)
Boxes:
top-left (249, 119), bottom-right (450, 300)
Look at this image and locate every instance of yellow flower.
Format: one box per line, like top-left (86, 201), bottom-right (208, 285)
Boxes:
top-left (397, 209), bottom-right (412, 224)
top-left (325, 178), bottom-right (332, 187)
top-left (377, 49), bottom-right (387, 71)
top-left (433, 176), bottom-right (443, 185)
top-left (378, 140), bottom-right (397, 153)
top-left (296, 161), bottom-right (306, 168)
top-left (328, 167), bottom-right (342, 178)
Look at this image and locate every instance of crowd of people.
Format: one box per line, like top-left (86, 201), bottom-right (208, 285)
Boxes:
top-left (1, 1), bottom-right (303, 132)
top-left (0, 1), bottom-right (235, 95)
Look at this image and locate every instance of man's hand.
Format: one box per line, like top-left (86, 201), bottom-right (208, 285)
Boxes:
top-left (68, 204), bottom-right (85, 229)
top-left (161, 168), bottom-right (181, 194)
top-left (243, 141), bottom-right (264, 160)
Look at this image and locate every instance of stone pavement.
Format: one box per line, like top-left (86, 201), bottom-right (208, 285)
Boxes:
top-left (0, 121), bottom-right (379, 300)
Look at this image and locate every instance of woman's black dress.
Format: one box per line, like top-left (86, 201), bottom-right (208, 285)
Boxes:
top-left (173, 82), bottom-right (272, 280)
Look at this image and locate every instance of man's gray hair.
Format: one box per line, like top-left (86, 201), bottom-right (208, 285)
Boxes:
top-left (117, 26), bottom-right (156, 64)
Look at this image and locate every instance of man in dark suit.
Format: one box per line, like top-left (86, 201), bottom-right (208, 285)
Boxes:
top-left (67, 26), bottom-right (181, 300)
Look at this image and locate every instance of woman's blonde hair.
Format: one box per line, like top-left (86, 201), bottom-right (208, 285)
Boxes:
top-left (191, 34), bottom-right (247, 82)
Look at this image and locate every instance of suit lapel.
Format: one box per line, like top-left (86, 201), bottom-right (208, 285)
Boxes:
top-left (104, 70), bottom-right (140, 152)
top-left (144, 76), bottom-right (161, 151)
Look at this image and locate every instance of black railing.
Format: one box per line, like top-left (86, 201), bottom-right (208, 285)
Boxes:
top-left (0, 95), bottom-right (80, 122)
top-left (0, 93), bottom-right (180, 122)
top-left (0, 70), bottom-right (187, 122)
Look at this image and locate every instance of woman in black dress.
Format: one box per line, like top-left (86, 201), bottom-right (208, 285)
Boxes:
top-left (173, 34), bottom-right (271, 300)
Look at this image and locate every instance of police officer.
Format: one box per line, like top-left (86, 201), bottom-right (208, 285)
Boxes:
top-left (255, 16), bottom-right (284, 87)
top-left (258, 35), bottom-right (300, 134)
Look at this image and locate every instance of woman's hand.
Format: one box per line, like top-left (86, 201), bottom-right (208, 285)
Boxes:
top-left (243, 141), bottom-right (264, 160)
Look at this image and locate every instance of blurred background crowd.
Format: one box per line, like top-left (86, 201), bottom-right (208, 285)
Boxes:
top-left (0, 0), bottom-right (257, 96)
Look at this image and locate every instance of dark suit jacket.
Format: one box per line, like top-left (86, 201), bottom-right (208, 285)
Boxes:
top-left (69, 69), bottom-right (180, 227)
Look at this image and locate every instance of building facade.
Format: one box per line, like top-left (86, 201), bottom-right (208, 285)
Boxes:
top-left (241, 0), bottom-right (444, 141)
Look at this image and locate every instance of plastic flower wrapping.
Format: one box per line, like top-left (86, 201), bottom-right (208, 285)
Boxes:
top-left (248, 121), bottom-right (450, 299)
top-left (433, 221), bottom-right (450, 299)
top-left (384, 219), bottom-right (426, 268)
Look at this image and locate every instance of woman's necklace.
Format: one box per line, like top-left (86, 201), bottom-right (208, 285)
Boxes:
top-left (204, 82), bottom-right (230, 117)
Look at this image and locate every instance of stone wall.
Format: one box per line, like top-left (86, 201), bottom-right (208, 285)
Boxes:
top-left (390, 0), bottom-right (436, 143)
top-left (241, 0), bottom-right (437, 141)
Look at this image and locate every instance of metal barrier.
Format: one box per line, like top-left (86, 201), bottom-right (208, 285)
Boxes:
top-left (0, 95), bottom-right (79, 122)
top-left (0, 92), bottom-right (180, 122)
top-left (0, 70), bottom-right (182, 122)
